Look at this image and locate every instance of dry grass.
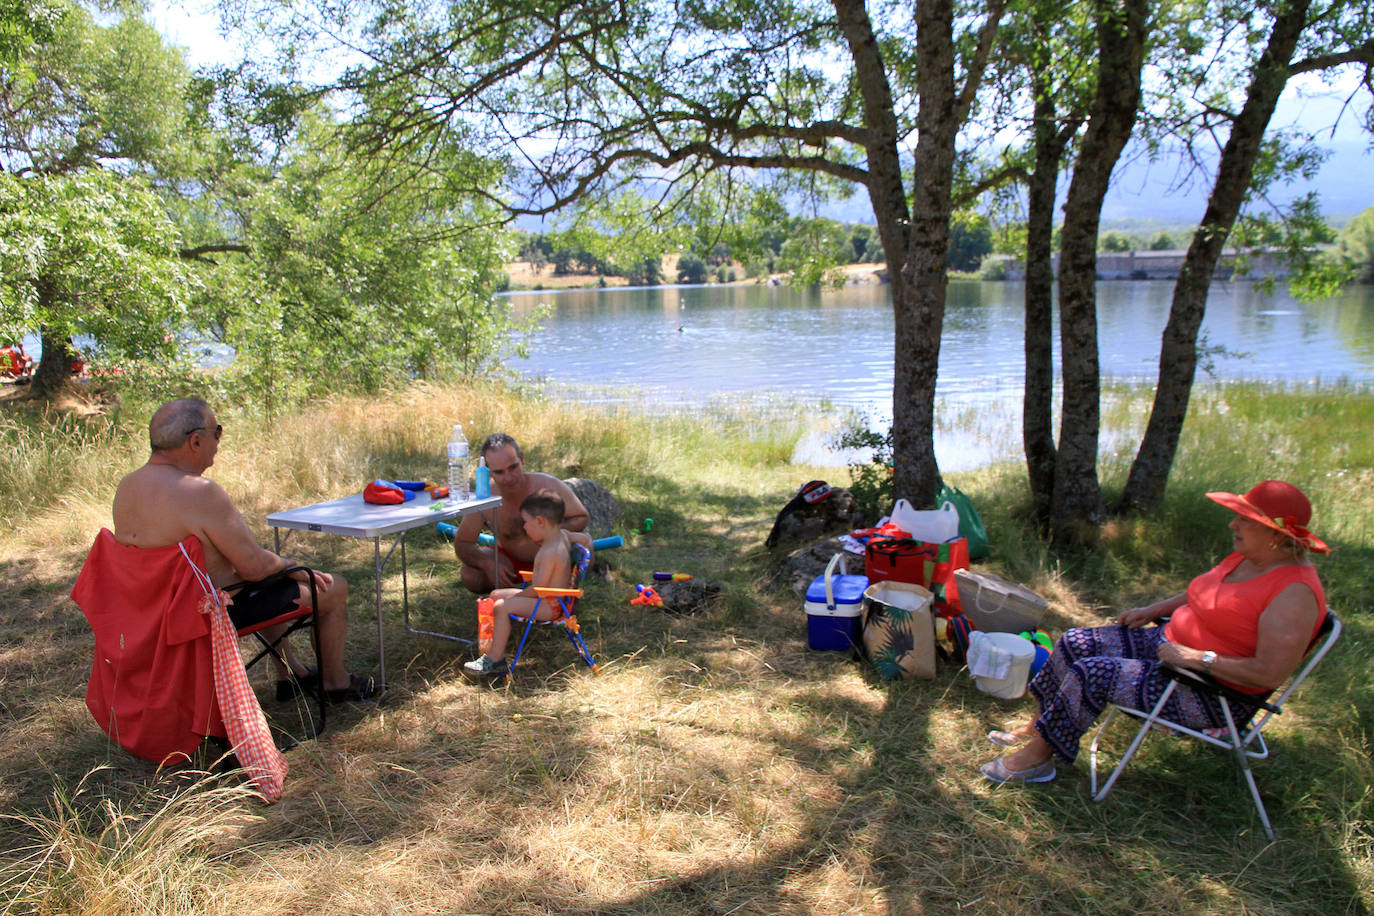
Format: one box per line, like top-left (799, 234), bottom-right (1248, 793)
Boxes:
top-left (0, 380), bottom-right (1370, 915)
top-left (505, 255), bottom-right (686, 291)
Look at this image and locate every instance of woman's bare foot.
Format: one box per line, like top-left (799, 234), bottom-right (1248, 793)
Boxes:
top-left (999, 737), bottom-right (1053, 771)
top-left (988, 721), bottom-right (1038, 747)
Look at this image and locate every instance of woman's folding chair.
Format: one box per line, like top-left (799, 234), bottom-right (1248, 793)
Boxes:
top-left (225, 565), bottom-right (327, 736)
top-left (508, 543), bottom-right (599, 677)
top-left (1089, 612), bottom-right (1342, 839)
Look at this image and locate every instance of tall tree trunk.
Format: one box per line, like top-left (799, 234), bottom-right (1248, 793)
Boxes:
top-left (891, 0), bottom-right (959, 507)
top-left (835, 0), bottom-right (912, 355)
top-left (31, 277), bottom-right (74, 397)
top-left (834, 0), bottom-right (929, 502)
top-left (1051, 0), bottom-right (1149, 541)
top-left (1023, 82), bottom-right (1073, 529)
top-left (31, 326), bottom-right (73, 397)
top-left (1119, 0), bottom-right (1311, 512)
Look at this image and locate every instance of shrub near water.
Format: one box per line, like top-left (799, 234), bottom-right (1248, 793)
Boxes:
top-left (0, 379), bottom-right (1369, 915)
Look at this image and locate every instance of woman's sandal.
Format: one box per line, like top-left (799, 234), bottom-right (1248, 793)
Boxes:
top-left (979, 756), bottom-right (1057, 784)
top-left (325, 673), bottom-right (382, 704)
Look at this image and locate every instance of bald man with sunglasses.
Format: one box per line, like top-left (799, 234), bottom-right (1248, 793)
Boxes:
top-left (110, 397), bottom-right (379, 702)
top-left (453, 433), bottom-right (588, 592)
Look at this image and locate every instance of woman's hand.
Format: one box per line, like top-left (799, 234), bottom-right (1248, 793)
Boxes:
top-left (1118, 606), bottom-right (1157, 628)
top-left (1156, 641), bottom-right (1201, 670)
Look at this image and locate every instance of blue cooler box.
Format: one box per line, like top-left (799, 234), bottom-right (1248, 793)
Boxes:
top-left (805, 554), bottom-right (869, 650)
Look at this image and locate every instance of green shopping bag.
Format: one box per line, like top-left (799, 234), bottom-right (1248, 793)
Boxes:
top-left (935, 483), bottom-right (989, 561)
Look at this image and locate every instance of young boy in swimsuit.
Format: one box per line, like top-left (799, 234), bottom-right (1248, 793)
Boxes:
top-left (462, 490), bottom-right (593, 679)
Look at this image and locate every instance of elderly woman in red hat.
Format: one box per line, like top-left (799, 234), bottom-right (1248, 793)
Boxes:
top-left (981, 480), bottom-right (1330, 784)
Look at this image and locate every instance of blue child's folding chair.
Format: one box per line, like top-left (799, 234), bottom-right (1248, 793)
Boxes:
top-left (508, 542), bottom-right (599, 676)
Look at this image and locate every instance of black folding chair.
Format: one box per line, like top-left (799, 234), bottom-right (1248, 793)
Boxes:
top-left (225, 565), bottom-right (327, 737)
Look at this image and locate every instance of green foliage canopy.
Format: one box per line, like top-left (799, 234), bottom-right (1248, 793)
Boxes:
top-left (0, 2), bottom-right (190, 177)
top-left (1336, 201), bottom-right (1374, 282)
top-left (187, 111), bottom-right (520, 413)
top-left (947, 211), bottom-right (994, 272)
top-left (0, 170), bottom-right (197, 365)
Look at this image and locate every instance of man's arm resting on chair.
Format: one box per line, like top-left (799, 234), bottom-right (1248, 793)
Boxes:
top-left (194, 480), bottom-right (330, 591)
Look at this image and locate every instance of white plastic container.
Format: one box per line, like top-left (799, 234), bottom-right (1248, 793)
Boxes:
top-left (966, 631), bottom-right (1035, 699)
top-left (447, 424), bottom-right (470, 500)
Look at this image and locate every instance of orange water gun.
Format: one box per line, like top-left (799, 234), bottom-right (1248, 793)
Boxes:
top-left (630, 584), bottom-right (663, 606)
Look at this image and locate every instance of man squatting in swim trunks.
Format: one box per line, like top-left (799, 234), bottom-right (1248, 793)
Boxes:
top-left (452, 433), bottom-right (589, 592)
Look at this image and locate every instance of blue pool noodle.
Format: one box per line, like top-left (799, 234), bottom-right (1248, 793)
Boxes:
top-left (434, 523), bottom-right (622, 551)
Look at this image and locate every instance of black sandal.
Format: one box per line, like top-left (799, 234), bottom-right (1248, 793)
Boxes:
top-left (275, 668), bottom-right (319, 702)
top-left (325, 673), bottom-right (382, 703)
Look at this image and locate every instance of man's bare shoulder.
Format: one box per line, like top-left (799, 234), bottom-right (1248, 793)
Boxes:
top-left (112, 463), bottom-right (237, 546)
top-left (524, 471), bottom-right (569, 490)
top-left (121, 463), bottom-right (230, 504)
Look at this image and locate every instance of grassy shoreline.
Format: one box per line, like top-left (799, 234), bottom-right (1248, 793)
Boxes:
top-left (1, 380), bottom-right (1370, 914)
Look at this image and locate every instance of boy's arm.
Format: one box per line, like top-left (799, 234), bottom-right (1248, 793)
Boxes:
top-left (569, 531), bottom-right (594, 551)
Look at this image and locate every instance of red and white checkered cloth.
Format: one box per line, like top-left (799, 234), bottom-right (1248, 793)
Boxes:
top-left (180, 545), bottom-right (287, 802)
top-left (198, 589), bottom-right (288, 802)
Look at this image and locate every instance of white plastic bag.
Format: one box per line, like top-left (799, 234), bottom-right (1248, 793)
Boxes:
top-left (889, 498), bottom-right (960, 542)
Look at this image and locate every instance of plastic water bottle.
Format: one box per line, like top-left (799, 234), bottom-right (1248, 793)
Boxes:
top-left (474, 455), bottom-right (490, 499)
top-left (446, 424), bottom-right (469, 500)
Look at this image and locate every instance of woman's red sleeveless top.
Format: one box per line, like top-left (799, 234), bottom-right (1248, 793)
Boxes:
top-left (1163, 553), bottom-right (1326, 693)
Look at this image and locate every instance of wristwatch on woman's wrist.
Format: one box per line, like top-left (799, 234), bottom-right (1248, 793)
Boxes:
top-left (1201, 650), bottom-right (1218, 671)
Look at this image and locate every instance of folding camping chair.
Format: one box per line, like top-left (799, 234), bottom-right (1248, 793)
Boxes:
top-left (1089, 612), bottom-right (1342, 840)
top-left (225, 565), bottom-right (327, 736)
top-left (508, 543), bottom-right (599, 677)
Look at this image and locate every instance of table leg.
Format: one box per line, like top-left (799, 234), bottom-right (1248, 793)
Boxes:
top-left (373, 536), bottom-right (386, 688)
top-left (401, 534), bottom-right (409, 623)
top-left (401, 532), bottom-right (475, 646)
top-left (492, 504), bottom-right (500, 594)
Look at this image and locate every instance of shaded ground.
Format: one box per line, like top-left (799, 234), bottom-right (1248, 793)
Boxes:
top-left (1, 388), bottom-right (1369, 915)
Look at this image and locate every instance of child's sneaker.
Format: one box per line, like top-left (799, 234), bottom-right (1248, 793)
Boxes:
top-left (462, 654), bottom-right (508, 679)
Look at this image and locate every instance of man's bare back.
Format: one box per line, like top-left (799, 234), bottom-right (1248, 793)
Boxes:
top-left (109, 398), bottom-right (375, 698)
top-left (114, 462), bottom-right (267, 587)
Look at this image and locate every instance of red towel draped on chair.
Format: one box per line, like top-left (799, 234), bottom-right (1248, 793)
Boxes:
top-left (72, 530), bottom-right (225, 764)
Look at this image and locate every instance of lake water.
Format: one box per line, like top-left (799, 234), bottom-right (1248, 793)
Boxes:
top-left (505, 280), bottom-right (1374, 469)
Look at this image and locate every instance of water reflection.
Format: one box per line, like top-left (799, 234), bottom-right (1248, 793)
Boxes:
top-left (507, 280), bottom-right (1374, 469)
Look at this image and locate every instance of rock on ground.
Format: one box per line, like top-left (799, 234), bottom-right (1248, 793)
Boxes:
top-left (772, 537), bottom-right (860, 599)
top-left (564, 477), bottom-right (618, 537)
top-left (656, 579), bottom-right (726, 616)
top-left (765, 486), bottom-right (862, 552)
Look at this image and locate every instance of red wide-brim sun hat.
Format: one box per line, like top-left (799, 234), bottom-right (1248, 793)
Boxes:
top-left (1206, 480), bottom-right (1330, 554)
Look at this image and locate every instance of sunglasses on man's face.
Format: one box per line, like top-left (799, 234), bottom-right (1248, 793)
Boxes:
top-left (187, 424), bottom-right (222, 441)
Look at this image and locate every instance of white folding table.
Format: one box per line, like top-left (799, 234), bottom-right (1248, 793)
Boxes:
top-left (266, 492), bottom-right (501, 688)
